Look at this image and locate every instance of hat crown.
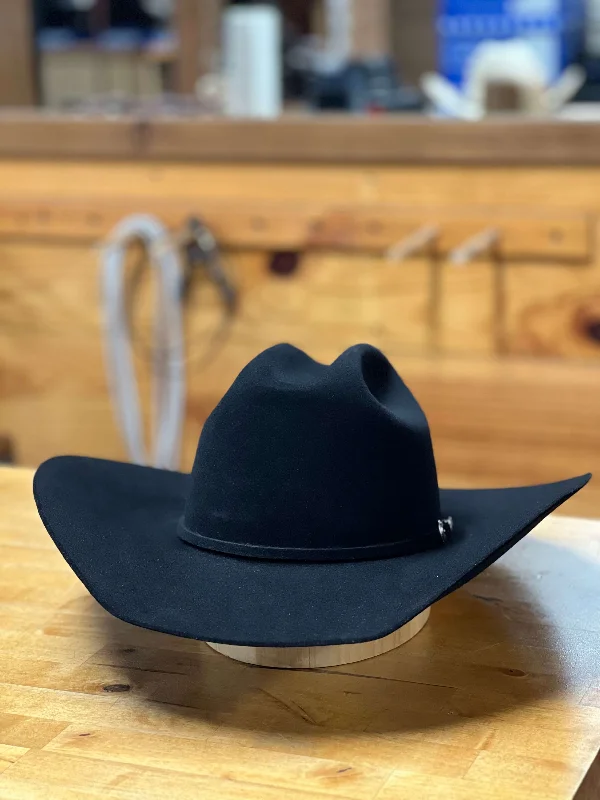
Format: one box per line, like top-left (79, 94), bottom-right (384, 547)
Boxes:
top-left (181, 344), bottom-right (441, 561)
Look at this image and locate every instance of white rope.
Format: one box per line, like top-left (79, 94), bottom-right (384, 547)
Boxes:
top-left (100, 214), bottom-right (185, 471)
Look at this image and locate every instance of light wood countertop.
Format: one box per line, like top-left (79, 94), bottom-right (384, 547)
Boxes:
top-left (0, 466), bottom-right (599, 798)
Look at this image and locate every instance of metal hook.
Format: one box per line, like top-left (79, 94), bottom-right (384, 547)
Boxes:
top-left (180, 216), bottom-right (237, 313)
top-left (386, 225), bottom-right (439, 262)
top-left (449, 228), bottom-right (499, 265)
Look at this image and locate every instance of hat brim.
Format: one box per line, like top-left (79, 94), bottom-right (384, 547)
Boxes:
top-left (33, 456), bottom-right (590, 647)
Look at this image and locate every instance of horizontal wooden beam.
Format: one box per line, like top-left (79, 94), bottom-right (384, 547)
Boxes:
top-left (1, 113), bottom-right (600, 164)
top-left (0, 196), bottom-right (591, 261)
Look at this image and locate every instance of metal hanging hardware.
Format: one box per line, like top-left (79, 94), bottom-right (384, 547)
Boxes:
top-left (449, 228), bottom-right (499, 265)
top-left (386, 225), bottom-right (439, 262)
top-left (438, 517), bottom-right (453, 544)
top-left (179, 216), bottom-right (238, 315)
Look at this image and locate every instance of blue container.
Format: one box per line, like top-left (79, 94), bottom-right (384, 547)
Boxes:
top-left (438, 0), bottom-right (585, 85)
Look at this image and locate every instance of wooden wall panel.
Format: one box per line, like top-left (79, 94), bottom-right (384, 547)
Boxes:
top-left (378, 257), bottom-right (432, 352)
top-left (0, 159), bottom-right (600, 518)
top-left (504, 263), bottom-right (600, 358)
top-left (439, 262), bottom-right (496, 354)
top-left (0, 161), bottom-right (596, 209)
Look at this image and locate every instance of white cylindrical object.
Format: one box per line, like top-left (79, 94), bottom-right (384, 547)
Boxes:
top-left (223, 5), bottom-right (282, 118)
top-left (323, 0), bottom-right (351, 71)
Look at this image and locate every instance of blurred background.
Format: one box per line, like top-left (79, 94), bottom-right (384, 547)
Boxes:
top-left (0, 0), bottom-right (599, 516)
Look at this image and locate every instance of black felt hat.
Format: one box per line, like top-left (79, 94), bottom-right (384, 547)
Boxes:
top-left (33, 344), bottom-right (590, 647)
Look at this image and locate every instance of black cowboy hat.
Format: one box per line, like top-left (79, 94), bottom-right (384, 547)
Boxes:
top-left (33, 344), bottom-right (590, 647)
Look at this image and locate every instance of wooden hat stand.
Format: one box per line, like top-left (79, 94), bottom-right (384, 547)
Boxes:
top-left (206, 607), bottom-right (430, 669)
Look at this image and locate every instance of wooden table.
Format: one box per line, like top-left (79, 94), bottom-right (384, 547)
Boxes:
top-left (0, 467), bottom-right (599, 799)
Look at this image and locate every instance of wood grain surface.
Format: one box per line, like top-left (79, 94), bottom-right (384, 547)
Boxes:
top-left (4, 114), bottom-right (600, 164)
top-left (1, 161), bottom-right (600, 517)
top-left (0, 2), bottom-right (36, 107)
top-left (0, 467), bottom-right (599, 798)
top-left (174, 0), bottom-right (222, 94)
top-left (0, 196), bottom-right (588, 261)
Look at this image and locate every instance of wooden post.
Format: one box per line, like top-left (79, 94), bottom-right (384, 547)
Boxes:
top-left (349, 0), bottom-right (391, 61)
top-left (174, 0), bottom-right (222, 95)
top-left (0, 0), bottom-right (37, 105)
top-left (390, 0), bottom-right (436, 85)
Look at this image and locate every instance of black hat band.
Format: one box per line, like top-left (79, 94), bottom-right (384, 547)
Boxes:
top-left (178, 517), bottom-right (451, 562)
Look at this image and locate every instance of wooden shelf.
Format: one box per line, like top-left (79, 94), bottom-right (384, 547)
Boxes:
top-left (2, 112), bottom-right (600, 164)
